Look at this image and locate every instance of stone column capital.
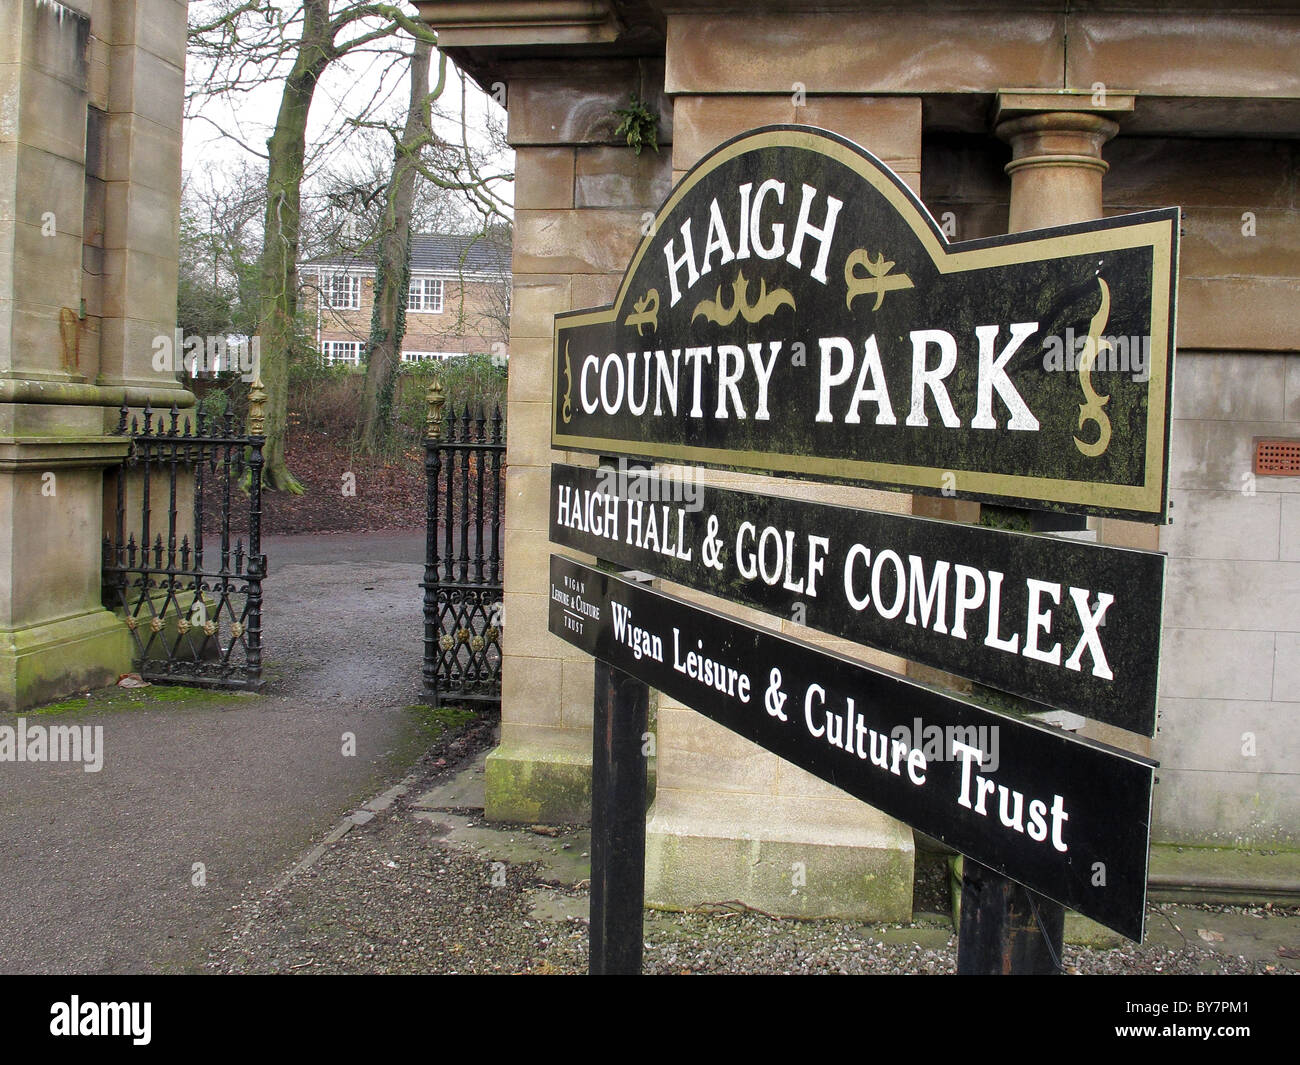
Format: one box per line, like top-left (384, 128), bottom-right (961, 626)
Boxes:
top-left (991, 90), bottom-right (1134, 233)
top-left (995, 111), bottom-right (1121, 180)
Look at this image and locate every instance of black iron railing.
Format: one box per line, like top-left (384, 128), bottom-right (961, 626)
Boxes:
top-left (102, 393), bottom-right (266, 690)
top-left (422, 379), bottom-right (505, 706)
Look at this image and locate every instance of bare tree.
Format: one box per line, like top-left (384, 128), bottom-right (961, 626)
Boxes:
top-left (354, 36), bottom-right (436, 454)
top-left (188, 1), bottom-right (511, 492)
top-left (178, 161), bottom-right (265, 343)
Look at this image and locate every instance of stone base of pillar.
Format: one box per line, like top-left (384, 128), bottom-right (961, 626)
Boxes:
top-left (484, 741), bottom-right (593, 824)
top-left (645, 791), bottom-right (915, 921)
top-left (0, 607), bottom-right (132, 712)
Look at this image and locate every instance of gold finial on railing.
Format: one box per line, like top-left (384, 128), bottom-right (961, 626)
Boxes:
top-left (426, 376), bottom-right (446, 441)
top-left (247, 376), bottom-right (267, 437)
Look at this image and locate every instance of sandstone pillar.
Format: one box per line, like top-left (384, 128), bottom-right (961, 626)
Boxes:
top-left (484, 58), bottom-right (673, 822)
top-left (0, 0), bottom-right (189, 711)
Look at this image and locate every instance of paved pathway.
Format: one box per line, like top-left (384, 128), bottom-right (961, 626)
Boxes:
top-left (0, 531), bottom-right (430, 973)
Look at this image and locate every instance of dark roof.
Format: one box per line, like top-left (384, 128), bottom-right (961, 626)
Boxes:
top-left (305, 232), bottom-right (510, 275)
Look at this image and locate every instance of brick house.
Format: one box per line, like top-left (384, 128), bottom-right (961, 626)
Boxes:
top-left (301, 232), bottom-right (511, 366)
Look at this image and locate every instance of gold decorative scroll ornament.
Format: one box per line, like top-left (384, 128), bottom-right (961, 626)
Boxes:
top-left (624, 289), bottom-right (660, 335)
top-left (1074, 277), bottom-right (1114, 458)
top-left (561, 342), bottom-right (573, 425)
top-left (691, 271), bottom-right (795, 326)
top-left (844, 250), bottom-right (913, 311)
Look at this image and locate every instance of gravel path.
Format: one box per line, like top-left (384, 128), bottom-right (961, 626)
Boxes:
top-left (210, 716), bottom-right (1300, 976)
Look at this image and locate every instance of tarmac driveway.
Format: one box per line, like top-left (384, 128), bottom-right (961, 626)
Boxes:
top-left (0, 530), bottom-right (432, 974)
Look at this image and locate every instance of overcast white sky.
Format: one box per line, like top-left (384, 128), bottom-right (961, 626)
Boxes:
top-left (183, 2), bottom-right (513, 219)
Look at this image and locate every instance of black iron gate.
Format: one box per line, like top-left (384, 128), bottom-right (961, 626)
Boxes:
top-left (422, 379), bottom-right (505, 706)
top-left (102, 392), bottom-right (266, 690)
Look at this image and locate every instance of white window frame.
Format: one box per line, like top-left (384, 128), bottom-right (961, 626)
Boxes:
top-left (407, 277), bottom-right (444, 314)
top-left (323, 273), bottom-right (361, 310)
top-left (322, 340), bottom-right (362, 366)
top-left (401, 350), bottom-right (466, 363)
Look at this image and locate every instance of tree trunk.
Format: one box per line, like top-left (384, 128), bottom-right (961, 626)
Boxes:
top-left (256, 0), bottom-right (332, 493)
top-left (355, 38), bottom-right (434, 455)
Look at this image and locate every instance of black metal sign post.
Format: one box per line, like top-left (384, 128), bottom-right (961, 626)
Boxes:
top-left (958, 504), bottom-right (1071, 975)
top-left (588, 456), bottom-right (652, 976)
top-left (957, 859), bottom-right (1066, 975)
top-left (588, 658), bottom-right (649, 975)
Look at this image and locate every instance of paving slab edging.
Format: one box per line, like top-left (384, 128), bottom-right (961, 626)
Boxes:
top-left (239, 779), bottom-right (416, 935)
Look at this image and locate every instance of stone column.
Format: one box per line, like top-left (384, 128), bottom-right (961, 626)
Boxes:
top-left (97, 0), bottom-right (189, 403)
top-left (485, 58), bottom-right (673, 822)
top-left (0, 0), bottom-right (189, 712)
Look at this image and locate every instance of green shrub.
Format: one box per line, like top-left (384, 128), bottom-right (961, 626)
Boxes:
top-left (286, 352), bottom-right (507, 456)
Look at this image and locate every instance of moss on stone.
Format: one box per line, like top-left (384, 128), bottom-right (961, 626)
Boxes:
top-left (26, 695), bottom-right (91, 716)
top-left (20, 682), bottom-right (257, 718)
top-left (1, 609), bottom-right (133, 713)
top-left (645, 827), bottom-right (914, 922)
top-left (484, 743), bottom-right (593, 824)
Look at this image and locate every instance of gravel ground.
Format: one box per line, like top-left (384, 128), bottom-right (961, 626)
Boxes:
top-left (209, 715), bottom-right (1299, 976)
top-left (210, 715), bottom-right (569, 976)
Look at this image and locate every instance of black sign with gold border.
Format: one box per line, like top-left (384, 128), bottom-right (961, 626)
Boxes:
top-left (551, 125), bottom-right (1178, 522)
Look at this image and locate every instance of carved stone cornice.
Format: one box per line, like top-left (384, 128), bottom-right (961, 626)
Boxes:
top-left (414, 1), bottom-right (667, 88)
top-left (412, 1), bottom-right (623, 48)
top-left (417, 3), bottom-right (1300, 139)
